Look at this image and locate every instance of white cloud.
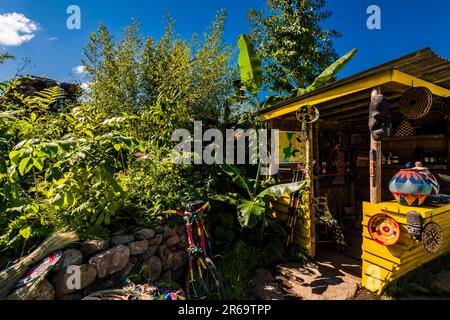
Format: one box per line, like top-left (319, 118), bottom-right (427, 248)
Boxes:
top-left (0, 12), bottom-right (38, 46)
top-left (48, 37), bottom-right (59, 42)
top-left (73, 65), bottom-right (87, 74)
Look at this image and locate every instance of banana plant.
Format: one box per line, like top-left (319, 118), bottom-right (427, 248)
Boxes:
top-left (289, 48), bottom-right (358, 97)
top-left (237, 34), bottom-right (263, 97)
top-left (235, 34), bottom-right (357, 109)
top-left (212, 163), bottom-right (306, 228)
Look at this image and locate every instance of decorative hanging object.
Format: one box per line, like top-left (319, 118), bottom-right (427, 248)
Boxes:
top-left (332, 144), bottom-right (346, 185)
top-left (296, 105), bottom-right (320, 124)
top-left (389, 168), bottom-right (432, 207)
top-left (394, 119), bottom-right (416, 137)
top-left (422, 222), bottom-right (443, 254)
top-left (406, 211), bottom-right (423, 239)
top-left (13, 250), bottom-right (62, 289)
top-left (399, 87), bottom-right (433, 120)
top-left (368, 214), bottom-right (401, 246)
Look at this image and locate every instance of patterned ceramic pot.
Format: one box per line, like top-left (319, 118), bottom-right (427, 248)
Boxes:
top-left (420, 169), bottom-right (440, 195)
top-left (389, 169), bottom-right (432, 207)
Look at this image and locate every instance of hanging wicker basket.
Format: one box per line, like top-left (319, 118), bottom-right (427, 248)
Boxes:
top-left (399, 87), bottom-right (433, 120)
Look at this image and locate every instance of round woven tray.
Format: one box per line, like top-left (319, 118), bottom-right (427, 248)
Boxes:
top-left (399, 87), bottom-right (433, 120)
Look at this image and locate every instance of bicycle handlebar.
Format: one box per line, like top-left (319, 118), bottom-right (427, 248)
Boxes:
top-left (161, 201), bottom-right (210, 216)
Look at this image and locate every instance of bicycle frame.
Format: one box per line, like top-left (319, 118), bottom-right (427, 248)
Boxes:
top-left (163, 202), bottom-right (210, 255)
top-left (162, 201), bottom-right (223, 299)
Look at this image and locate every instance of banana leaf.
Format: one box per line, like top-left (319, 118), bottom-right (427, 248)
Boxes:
top-left (305, 48), bottom-right (357, 94)
top-left (257, 181), bottom-right (306, 199)
top-left (237, 34), bottom-right (263, 96)
top-left (219, 163), bottom-right (253, 197)
top-left (236, 199), bottom-right (266, 228)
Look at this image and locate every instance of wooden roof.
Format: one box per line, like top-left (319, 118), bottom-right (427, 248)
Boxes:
top-left (260, 48), bottom-right (450, 121)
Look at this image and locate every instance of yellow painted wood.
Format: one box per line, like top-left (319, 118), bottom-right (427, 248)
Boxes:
top-left (269, 192), bottom-right (313, 256)
top-left (260, 70), bottom-right (450, 121)
top-left (362, 201), bottom-right (450, 294)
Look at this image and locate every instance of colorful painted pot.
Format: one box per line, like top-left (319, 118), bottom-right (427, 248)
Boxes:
top-left (420, 169), bottom-right (440, 195)
top-left (389, 169), bottom-right (432, 207)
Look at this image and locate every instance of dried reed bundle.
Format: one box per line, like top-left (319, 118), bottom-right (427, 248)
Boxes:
top-left (5, 272), bottom-right (47, 300)
top-left (0, 231), bottom-right (79, 298)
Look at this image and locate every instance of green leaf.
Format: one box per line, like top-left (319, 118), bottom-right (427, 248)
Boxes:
top-left (18, 157), bottom-right (32, 176)
top-left (210, 193), bottom-right (240, 206)
top-left (237, 34), bottom-right (263, 96)
top-left (219, 164), bottom-right (253, 197)
top-left (236, 199), bottom-right (265, 228)
top-left (19, 226), bottom-right (31, 239)
top-left (33, 158), bottom-right (44, 171)
top-left (257, 181), bottom-right (306, 199)
top-left (52, 192), bottom-right (65, 208)
top-left (305, 48), bottom-right (357, 93)
top-left (8, 150), bottom-right (22, 163)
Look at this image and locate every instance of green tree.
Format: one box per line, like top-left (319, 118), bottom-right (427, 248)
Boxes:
top-left (248, 0), bottom-right (341, 94)
top-left (0, 53), bottom-right (14, 65)
top-left (82, 11), bottom-right (234, 132)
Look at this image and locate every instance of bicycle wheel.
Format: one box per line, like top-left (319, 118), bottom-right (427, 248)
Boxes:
top-left (186, 256), bottom-right (224, 300)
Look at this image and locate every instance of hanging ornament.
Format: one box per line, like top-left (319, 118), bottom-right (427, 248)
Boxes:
top-left (368, 214), bottom-right (401, 246)
top-left (296, 105), bottom-right (320, 124)
top-left (422, 222), bottom-right (443, 254)
top-left (399, 87), bottom-right (433, 120)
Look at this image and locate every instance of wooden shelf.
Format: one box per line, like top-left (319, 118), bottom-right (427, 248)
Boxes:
top-left (382, 164), bottom-right (448, 170)
top-left (384, 134), bottom-right (446, 142)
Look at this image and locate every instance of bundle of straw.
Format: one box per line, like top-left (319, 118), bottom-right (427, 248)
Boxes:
top-left (0, 231), bottom-right (79, 298)
top-left (5, 272), bottom-right (47, 300)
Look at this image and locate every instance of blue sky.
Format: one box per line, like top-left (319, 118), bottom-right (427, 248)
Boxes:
top-left (1, 0), bottom-right (450, 84)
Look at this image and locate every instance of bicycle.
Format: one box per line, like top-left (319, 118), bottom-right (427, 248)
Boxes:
top-left (162, 200), bottom-right (224, 300)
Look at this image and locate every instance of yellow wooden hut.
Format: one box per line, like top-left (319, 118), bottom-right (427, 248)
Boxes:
top-left (261, 48), bottom-right (450, 294)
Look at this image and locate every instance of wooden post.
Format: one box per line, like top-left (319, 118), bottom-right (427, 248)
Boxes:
top-left (370, 87), bottom-right (382, 203)
top-left (305, 123), bottom-right (315, 257)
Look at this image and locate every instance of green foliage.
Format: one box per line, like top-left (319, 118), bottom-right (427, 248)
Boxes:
top-left (82, 11), bottom-right (234, 128)
top-left (213, 163), bottom-right (305, 229)
top-left (248, 0), bottom-right (341, 94)
top-left (237, 34), bottom-right (263, 96)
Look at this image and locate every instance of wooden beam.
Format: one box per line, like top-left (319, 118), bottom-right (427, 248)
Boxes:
top-left (370, 88), bottom-right (382, 204)
top-left (261, 70), bottom-right (395, 121)
top-left (392, 70), bottom-right (450, 97)
top-left (320, 93), bottom-right (403, 119)
top-left (260, 69), bottom-right (450, 121)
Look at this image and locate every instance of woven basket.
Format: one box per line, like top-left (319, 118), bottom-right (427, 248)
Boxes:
top-left (399, 87), bottom-right (433, 120)
top-left (394, 119), bottom-right (416, 137)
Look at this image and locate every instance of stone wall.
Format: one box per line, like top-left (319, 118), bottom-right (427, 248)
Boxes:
top-left (29, 223), bottom-right (187, 300)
